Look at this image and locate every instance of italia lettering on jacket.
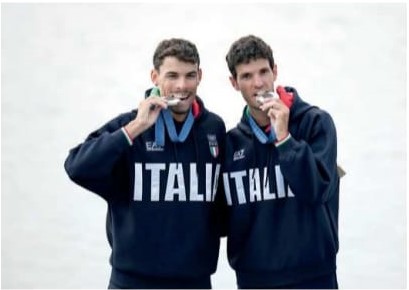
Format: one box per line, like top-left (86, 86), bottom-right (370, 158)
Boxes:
top-left (223, 165), bottom-right (295, 205)
top-left (133, 162), bottom-right (221, 202)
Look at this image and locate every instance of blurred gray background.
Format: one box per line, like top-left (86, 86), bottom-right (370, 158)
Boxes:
top-left (2, 3), bottom-right (406, 288)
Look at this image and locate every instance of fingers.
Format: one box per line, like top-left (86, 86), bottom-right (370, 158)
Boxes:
top-left (267, 108), bottom-right (276, 119)
top-left (259, 98), bottom-right (283, 112)
top-left (260, 98), bottom-right (290, 125)
top-left (133, 96), bottom-right (167, 127)
top-left (146, 96), bottom-right (168, 111)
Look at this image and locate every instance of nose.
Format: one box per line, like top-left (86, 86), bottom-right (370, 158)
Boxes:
top-left (175, 76), bottom-right (188, 91)
top-left (253, 73), bottom-right (265, 88)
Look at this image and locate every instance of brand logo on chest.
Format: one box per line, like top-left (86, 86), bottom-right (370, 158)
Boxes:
top-left (207, 134), bottom-right (219, 158)
top-left (233, 149), bottom-right (245, 161)
top-left (145, 141), bottom-right (164, 152)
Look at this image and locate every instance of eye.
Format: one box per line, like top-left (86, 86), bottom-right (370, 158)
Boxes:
top-left (260, 68), bottom-right (270, 75)
top-left (186, 72), bottom-right (197, 79)
top-left (240, 73), bottom-right (251, 80)
top-left (166, 73), bottom-right (178, 80)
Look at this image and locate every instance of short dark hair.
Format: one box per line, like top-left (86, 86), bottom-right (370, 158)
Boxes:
top-left (153, 38), bottom-right (200, 71)
top-left (225, 35), bottom-right (274, 79)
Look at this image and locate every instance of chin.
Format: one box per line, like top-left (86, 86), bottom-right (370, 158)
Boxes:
top-left (170, 107), bottom-right (190, 115)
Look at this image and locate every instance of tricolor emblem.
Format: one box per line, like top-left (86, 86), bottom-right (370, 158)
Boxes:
top-left (207, 134), bottom-right (219, 158)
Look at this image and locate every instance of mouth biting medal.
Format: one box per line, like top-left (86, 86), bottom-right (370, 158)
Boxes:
top-left (164, 96), bottom-right (181, 106)
top-left (256, 91), bottom-right (279, 104)
top-left (164, 93), bottom-right (189, 106)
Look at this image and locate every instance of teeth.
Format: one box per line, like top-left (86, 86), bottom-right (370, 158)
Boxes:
top-left (163, 93), bottom-right (189, 106)
top-left (172, 93), bottom-right (189, 100)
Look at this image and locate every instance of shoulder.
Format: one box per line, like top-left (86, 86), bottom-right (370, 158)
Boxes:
top-left (296, 107), bottom-right (337, 143)
top-left (298, 106), bottom-right (336, 128)
top-left (310, 107), bottom-right (336, 129)
top-left (308, 106), bottom-right (332, 118)
top-left (202, 110), bottom-right (227, 132)
top-left (116, 110), bottom-right (137, 123)
top-left (205, 110), bottom-right (225, 124)
top-left (227, 126), bottom-right (242, 137)
top-left (226, 125), bottom-right (250, 146)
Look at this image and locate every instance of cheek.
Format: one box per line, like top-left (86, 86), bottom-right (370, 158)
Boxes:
top-left (160, 87), bottom-right (173, 96)
top-left (187, 79), bottom-right (200, 89)
top-left (239, 83), bottom-right (252, 94)
top-left (159, 81), bottom-right (176, 95)
top-left (241, 85), bottom-right (255, 101)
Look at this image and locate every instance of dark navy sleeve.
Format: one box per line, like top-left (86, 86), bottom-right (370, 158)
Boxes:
top-left (64, 112), bottom-right (135, 200)
top-left (276, 110), bottom-right (339, 205)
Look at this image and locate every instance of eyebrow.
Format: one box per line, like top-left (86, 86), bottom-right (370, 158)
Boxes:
top-left (164, 70), bottom-right (198, 76)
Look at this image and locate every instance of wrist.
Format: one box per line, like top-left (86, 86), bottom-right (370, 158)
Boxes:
top-left (121, 127), bottom-right (133, 146)
top-left (124, 120), bottom-right (145, 141)
top-left (275, 132), bottom-right (291, 147)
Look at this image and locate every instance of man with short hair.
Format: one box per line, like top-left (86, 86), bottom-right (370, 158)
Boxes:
top-left (65, 38), bottom-right (226, 289)
top-left (222, 34), bottom-right (340, 289)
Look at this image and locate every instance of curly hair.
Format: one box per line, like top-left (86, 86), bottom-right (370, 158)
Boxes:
top-left (226, 35), bottom-right (274, 79)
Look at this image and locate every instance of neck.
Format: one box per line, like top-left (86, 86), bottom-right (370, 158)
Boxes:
top-left (172, 112), bottom-right (188, 123)
top-left (248, 106), bottom-right (270, 127)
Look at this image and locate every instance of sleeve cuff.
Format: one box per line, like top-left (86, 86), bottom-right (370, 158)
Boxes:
top-left (275, 133), bottom-right (292, 147)
top-left (121, 127), bottom-right (133, 146)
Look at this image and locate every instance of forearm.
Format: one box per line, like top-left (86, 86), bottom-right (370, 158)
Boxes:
top-left (123, 118), bottom-right (150, 141)
top-left (65, 129), bottom-right (130, 181)
top-left (276, 132), bottom-right (338, 204)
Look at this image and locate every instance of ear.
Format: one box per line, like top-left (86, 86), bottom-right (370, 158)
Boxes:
top-left (229, 76), bottom-right (240, 91)
top-left (197, 68), bottom-right (202, 84)
top-left (272, 64), bottom-right (278, 82)
top-left (151, 69), bottom-right (159, 85)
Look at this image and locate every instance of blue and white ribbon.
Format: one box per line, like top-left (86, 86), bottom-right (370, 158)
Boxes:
top-left (155, 108), bottom-right (194, 147)
top-left (246, 107), bottom-right (276, 144)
